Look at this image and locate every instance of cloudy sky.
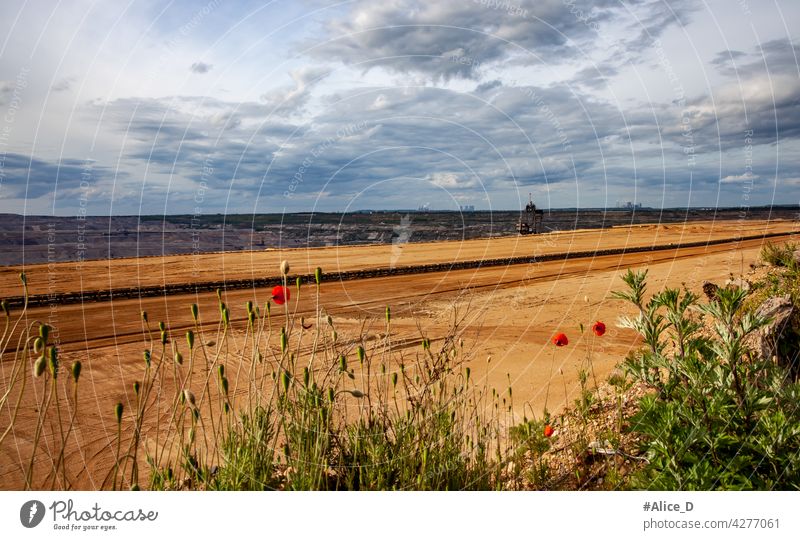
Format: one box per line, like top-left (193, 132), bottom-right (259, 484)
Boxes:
top-left (0, 0), bottom-right (798, 215)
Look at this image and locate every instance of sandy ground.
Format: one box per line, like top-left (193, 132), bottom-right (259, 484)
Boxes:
top-left (0, 220), bottom-right (797, 489)
top-left (0, 219), bottom-right (793, 297)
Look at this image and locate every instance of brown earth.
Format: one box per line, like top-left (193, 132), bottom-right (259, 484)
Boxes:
top-left (0, 219), bottom-right (797, 489)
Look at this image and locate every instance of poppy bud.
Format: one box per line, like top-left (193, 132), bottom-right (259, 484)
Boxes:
top-left (385, 306), bottom-right (391, 323)
top-left (161, 330), bottom-right (168, 345)
top-left (347, 389), bottom-right (365, 398)
top-left (174, 351), bottom-right (183, 365)
top-left (34, 355), bottom-right (46, 377)
top-left (296, 277), bottom-right (302, 290)
top-left (221, 377), bottom-right (229, 396)
top-left (339, 355), bottom-right (347, 373)
top-left (39, 324), bottom-right (50, 343)
top-left (246, 300), bottom-right (253, 313)
top-left (71, 361), bottom-right (82, 383)
top-left (218, 364), bottom-right (225, 379)
top-left (158, 321), bottom-right (166, 332)
top-left (19, 272), bottom-right (27, 285)
top-left (183, 390), bottom-right (197, 409)
top-left (114, 403), bottom-right (124, 424)
top-left (33, 337), bottom-right (44, 354)
top-left (48, 347), bottom-right (58, 378)
top-left (143, 349), bottom-right (151, 368)
top-left (281, 371), bottom-right (290, 393)
top-left (314, 267), bottom-right (322, 285)
top-left (190, 303), bottom-right (199, 321)
top-left (303, 367), bottom-right (310, 387)
top-left (186, 330), bottom-right (194, 350)
top-left (357, 346), bottom-right (365, 364)
top-left (133, 381), bottom-right (141, 396)
top-left (391, 373), bottom-right (398, 388)
top-left (222, 307), bottom-right (230, 326)
top-left (280, 260), bottom-right (290, 275)
top-left (141, 311), bottom-right (148, 323)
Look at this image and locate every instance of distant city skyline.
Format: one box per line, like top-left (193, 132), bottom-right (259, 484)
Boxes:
top-left (0, 1), bottom-right (798, 216)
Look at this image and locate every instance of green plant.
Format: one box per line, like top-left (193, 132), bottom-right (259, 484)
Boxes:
top-left (615, 270), bottom-right (800, 489)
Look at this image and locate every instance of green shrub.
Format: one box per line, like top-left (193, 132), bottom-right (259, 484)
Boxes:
top-left (615, 269), bottom-right (800, 489)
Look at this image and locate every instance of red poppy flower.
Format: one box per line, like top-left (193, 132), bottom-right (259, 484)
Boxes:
top-left (552, 333), bottom-right (568, 347)
top-left (272, 285), bottom-right (290, 305)
top-left (592, 321), bottom-right (606, 337)
top-left (543, 424), bottom-right (554, 438)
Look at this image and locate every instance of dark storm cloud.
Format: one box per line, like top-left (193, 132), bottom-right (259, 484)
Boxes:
top-left (677, 39), bottom-right (800, 152)
top-left (0, 153), bottom-right (120, 198)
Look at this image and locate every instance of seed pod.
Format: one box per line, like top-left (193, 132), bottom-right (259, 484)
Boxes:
top-left (39, 324), bottom-right (50, 343)
top-left (143, 349), bottom-right (151, 368)
top-left (315, 267), bottom-right (322, 285)
top-left (33, 337), bottom-right (44, 354)
top-left (114, 403), bottom-right (124, 424)
top-left (190, 303), bottom-right (199, 321)
top-left (158, 321), bottom-right (166, 332)
top-left (174, 351), bottom-right (183, 365)
top-left (348, 389), bottom-right (365, 398)
top-left (183, 389), bottom-right (197, 409)
top-left (280, 260), bottom-right (290, 275)
top-left (48, 347), bottom-right (58, 378)
top-left (34, 355), bottom-right (46, 377)
top-left (71, 361), bottom-right (82, 383)
top-left (186, 330), bottom-right (194, 350)
top-left (357, 346), bottom-right (365, 364)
